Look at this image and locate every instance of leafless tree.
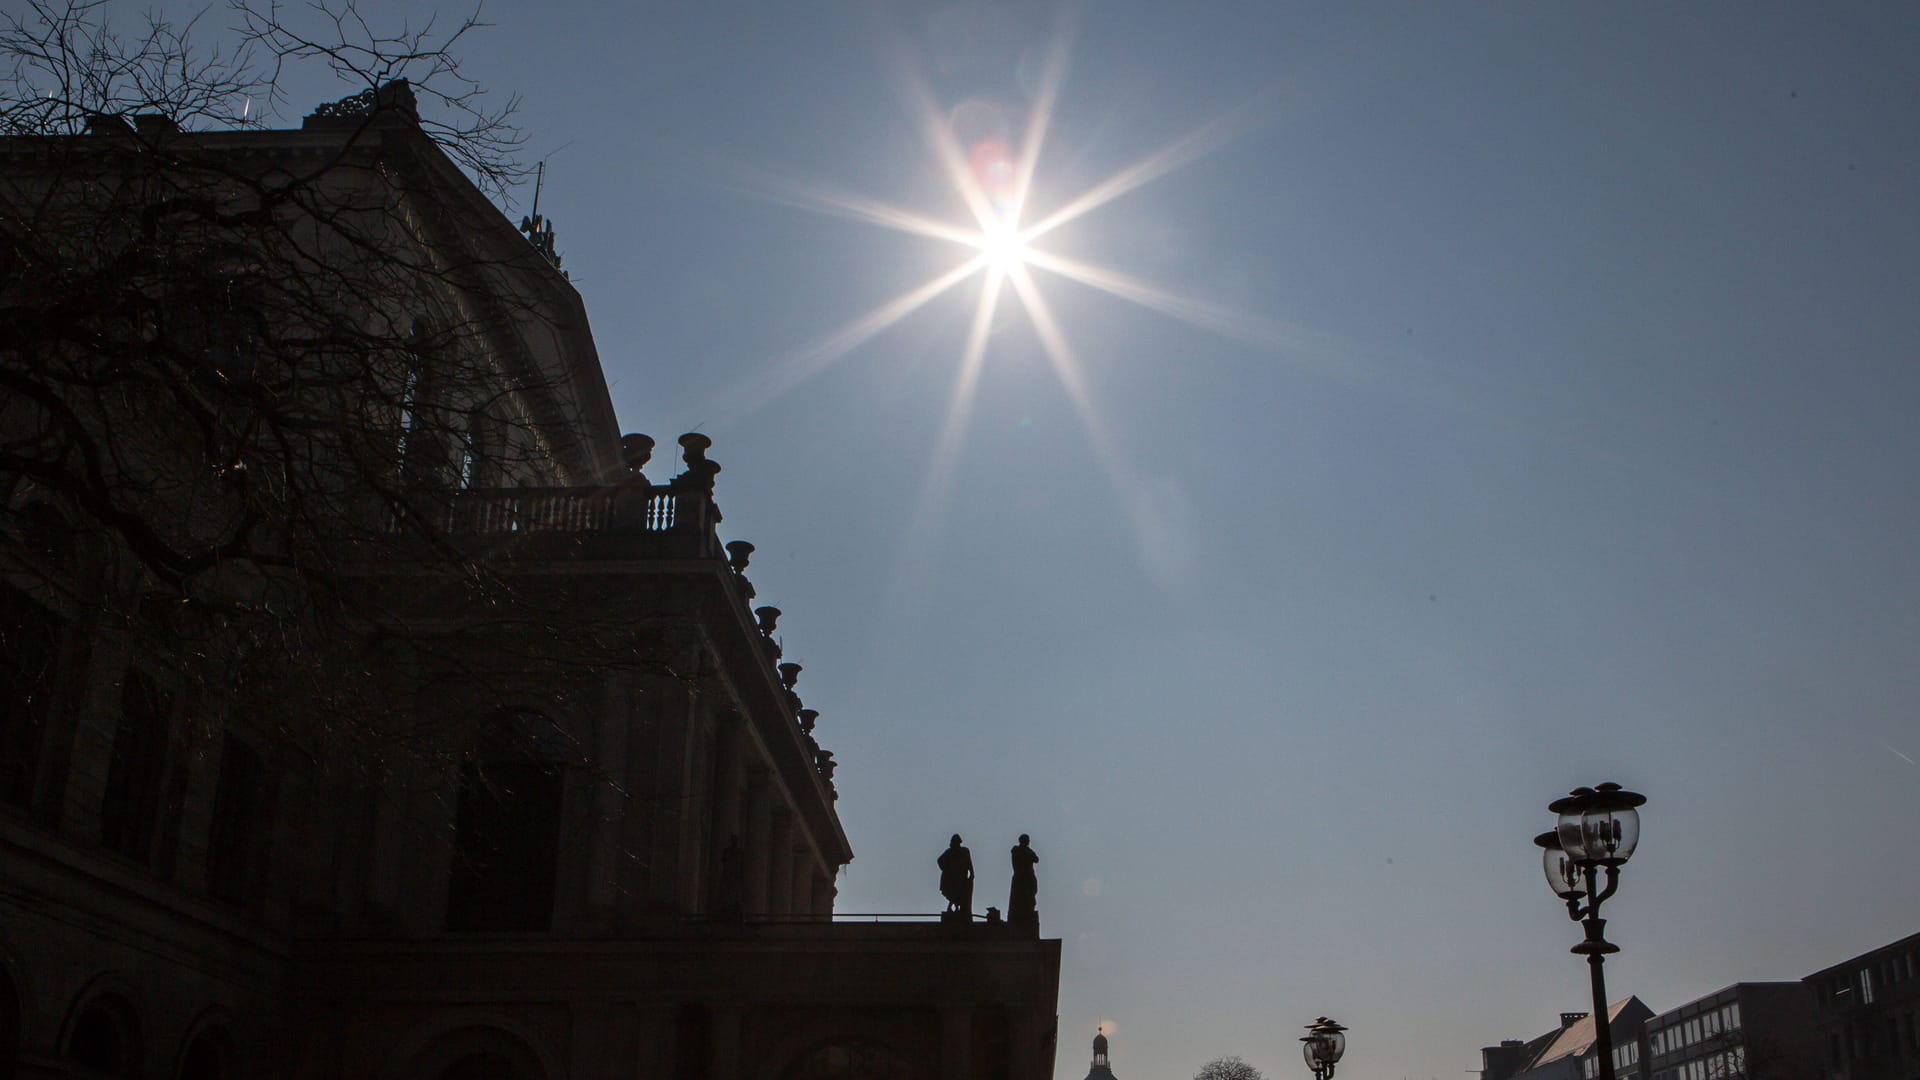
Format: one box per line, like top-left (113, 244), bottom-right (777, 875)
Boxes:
top-left (1196, 1055), bottom-right (1267, 1080)
top-left (1, 0), bottom-right (521, 187)
top-left (0, 0), bottom-right (703, 823)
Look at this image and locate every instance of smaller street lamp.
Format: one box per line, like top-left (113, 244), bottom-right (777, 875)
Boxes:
top-left (1300, 1016), bottom-right (1347, 1080)
top-left (1536, 782), bottom-right (1645, 1080)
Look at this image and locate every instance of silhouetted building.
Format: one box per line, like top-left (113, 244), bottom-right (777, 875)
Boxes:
top-left (1804, 931), bottom-right (1920, 1080)
top-left (1481, 1038), bottom-right (1548, 1080)
top-left (0, 86), bottom-right (1058, 1079)
top-left (1643, 982), bottom-right (1817, 1080)
top-left (1082, 1029), bottom-right (1117, 1080)
top-left (1476, 933), bottom-right (1920, 1080)
top-left (1485, 999), bottom-right (1654, 1080)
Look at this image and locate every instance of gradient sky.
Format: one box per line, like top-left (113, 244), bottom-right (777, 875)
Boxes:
top-left (187, 2), bottom-right (1920, 1076)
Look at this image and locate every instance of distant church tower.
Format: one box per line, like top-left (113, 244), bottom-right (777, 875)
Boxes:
top-left (1084, 1029), bottom-right (1117, 1080)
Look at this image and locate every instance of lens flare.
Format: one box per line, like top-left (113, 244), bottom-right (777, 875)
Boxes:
top-left (969, 137), bottom-right (1020, 221)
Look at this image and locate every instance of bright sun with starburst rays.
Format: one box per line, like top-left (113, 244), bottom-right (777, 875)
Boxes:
top-left (976, 219), bottom-right (1029, 276)
top-left (728, 15), bottom-right (1286, 560)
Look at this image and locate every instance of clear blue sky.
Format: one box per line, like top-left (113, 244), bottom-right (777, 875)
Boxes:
top-left (250, 2), bottom-right (1920, 1076)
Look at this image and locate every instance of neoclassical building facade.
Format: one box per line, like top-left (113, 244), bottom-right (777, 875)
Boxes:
top-left (0, 84), bottom-right (1057, 1080)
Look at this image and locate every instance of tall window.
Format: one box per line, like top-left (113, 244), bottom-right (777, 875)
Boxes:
top-left (395, 363), bottom-right (422, 471)
top-left (100, 670), bottom-right (174, 864)
top-left (205, 737), bottom-right (263, 904)
top-left (455, 411), bottom-right (478, 490)
top-left (446, 711), bottom-right (567, 932)
top-left (0, 584), bottom-right (58, 810)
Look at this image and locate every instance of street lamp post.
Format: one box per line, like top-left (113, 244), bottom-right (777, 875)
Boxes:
top-left (1300, 1017), bottom-right (1347, 1080)
top-left (1536, 782), bottom-right (1645, 1080)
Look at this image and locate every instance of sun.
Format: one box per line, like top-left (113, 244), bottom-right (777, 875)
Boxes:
top-left (729, 32), bottom-right (1267, 422)
top-left (975, 219), bottom-right (1029, 275)
top-left (710, 20), bottom-right (1294, 603)
top-left (725, 17), bottom-right (1280, 543)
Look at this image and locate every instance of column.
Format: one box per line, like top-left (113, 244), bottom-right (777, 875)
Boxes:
top-left (790, 851), bottom-right (816, 918)
top-left (941, 1004), bottom-right (974, 1080)
top-left (708, 1005), bottom-right (744, 1080)
top-left (647, 683), bottom-right (694, 912)
top-left (743, 766), bottom-right (771, 914)
top-left (677, 716), bottom-right (712, 913)
top-left (768, 810), bottom-right (794, 916)
top-left (706, 714), bottom-right (744, 912)
top-left (568, 1004), bottom-right (613, 1080)
top-left (812, 869), bottom-right (837, 918)
top-left (616, 682), bottom-right (658, 925)
top-left (585, 679), bottom-right (628, 928)
top-left (630, 1005), bottom-right (677, 1080)
top-left (1008, 1011), bottom-right (1047, 1080)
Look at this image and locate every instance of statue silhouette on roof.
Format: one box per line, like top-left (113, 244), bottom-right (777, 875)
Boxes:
top-left (1009, 833), bottom-right (1039, 927)
top-left (937, 834), bottom-right (973, 920)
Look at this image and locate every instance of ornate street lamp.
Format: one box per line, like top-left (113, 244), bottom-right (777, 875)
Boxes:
top-left (1300, 1016), bottom-right (1347, 1080)
top-left (1536, 782), bottom-right (1645, 1080)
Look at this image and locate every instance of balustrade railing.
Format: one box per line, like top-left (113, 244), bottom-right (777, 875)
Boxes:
top-left (409, 484), bottom-right (692, 536)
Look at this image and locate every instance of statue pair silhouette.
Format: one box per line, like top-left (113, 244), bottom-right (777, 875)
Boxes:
top-left (938, 833), bottom-right (1039, 926)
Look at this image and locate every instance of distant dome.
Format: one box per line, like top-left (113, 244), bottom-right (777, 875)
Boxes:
top-left (1085, 1029), bottom-right (1115, 1080)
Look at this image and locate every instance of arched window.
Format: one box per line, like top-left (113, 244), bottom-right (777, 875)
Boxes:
top-left (65, 993), bottom-right (142, 1077)
top-left (446, 711), bottom-right (568, 932)
top-left (176, 1026), bottom-right (235, 1080)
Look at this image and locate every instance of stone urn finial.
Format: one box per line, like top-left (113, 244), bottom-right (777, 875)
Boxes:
top-left (799, 708), bottom-right (818, 734)
top-left (677, 432), bottom-right (720, 494)
top-left (778, 662), bottom-right (802, 690)
top-left (754, 606), bottom-right (781, 635)
top-left (620, 433), bottom-right (654, 473)
top-left (678, 432), bottom-right (711, 464)
top-left (725, 540), bottom-right (755, 571)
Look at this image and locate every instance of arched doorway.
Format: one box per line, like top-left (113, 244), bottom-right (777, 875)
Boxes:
top-left (0, 964), bottom-right (20, 1080)
top-left (176, 1025), bottom-right (236, 1080)
top-left (64, 992), bottom-right (142, 1077)
top-left (395, 1021), bottom-right (552, 1080)
top-left (437, 1051), bottom-right (528, 1080)
top-left (778, 1039), bottom-right (920, 1080)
